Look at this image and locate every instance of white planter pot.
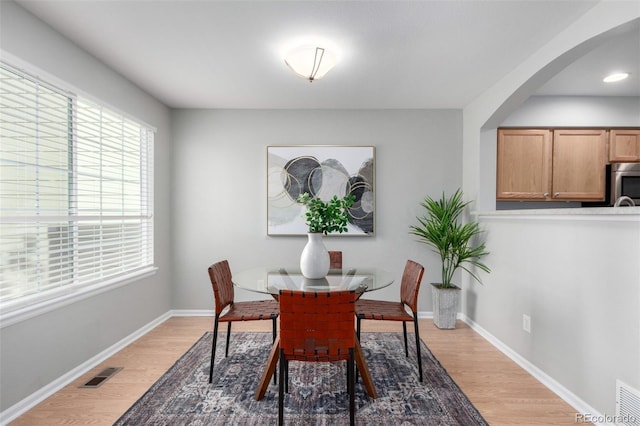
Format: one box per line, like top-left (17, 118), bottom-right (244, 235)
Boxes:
top-left (431, 283), bottom-right (461, 329)
top-left (300, 233), bottom-right (330, 279)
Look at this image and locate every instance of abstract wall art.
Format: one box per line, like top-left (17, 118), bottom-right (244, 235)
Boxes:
top-left (267, 146), bottom-right (375, 236)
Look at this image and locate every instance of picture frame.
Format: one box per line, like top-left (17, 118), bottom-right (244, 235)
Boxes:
top-left (267, 145), bottom-right (375, 236)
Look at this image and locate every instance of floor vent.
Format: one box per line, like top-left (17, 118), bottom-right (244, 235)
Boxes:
top-left (80, 367), bottom-right (123, 388)
top-left (616, 380), bottom-right (640, 426)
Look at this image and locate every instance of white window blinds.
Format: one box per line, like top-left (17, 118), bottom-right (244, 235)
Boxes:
top-left (0, 64), bottom-right (154, 310)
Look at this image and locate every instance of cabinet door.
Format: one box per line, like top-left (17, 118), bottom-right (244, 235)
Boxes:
top-left (609, 129), bottom-right (640, 162)
top-left (497, 129), bottom-right (552, 200)
top-left (552, 129), bottom-right (607, 201)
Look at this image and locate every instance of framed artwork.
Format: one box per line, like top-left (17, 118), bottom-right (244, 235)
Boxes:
top-left (267, 145), bottom-right (375, 236)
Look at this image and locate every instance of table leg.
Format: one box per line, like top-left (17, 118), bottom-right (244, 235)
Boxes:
top-left (355, 338), bottom-right (378, 399)
top-left (255, 336), bottom-right (280, 400)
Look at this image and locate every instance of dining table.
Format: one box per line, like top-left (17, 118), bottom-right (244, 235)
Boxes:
top-left (232, 266), bottom-right (395, 401)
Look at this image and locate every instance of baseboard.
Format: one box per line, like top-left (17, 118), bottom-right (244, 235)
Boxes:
top-left (171, 309), bottom-right (213, 317)
top-left (0, 311), bottom-right (172, 425)
top-left (459, 314), bottom-right (613, 426)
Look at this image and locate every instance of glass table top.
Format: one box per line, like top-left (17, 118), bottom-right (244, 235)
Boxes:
top-left (232, 266), bottom-right (395, 295)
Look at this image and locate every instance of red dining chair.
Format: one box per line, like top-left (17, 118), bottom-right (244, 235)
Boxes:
top-left (355, 260), bottom-right (425, 381)
top-left (207, 260), bottom-right (279, 383)
top-left (278, 289), bottom-right (358, 426)
top-left (328, 251), bottom-right (342, 269)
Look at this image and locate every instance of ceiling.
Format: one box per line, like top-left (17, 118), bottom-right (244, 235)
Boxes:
top-left (13, 0), bottom-right (640, 110)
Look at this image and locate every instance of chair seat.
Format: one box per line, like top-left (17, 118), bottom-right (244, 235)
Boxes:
top-left (219, 299), bottom-right (279, 322)
top-left (355, 299), bottom-right (413, 322)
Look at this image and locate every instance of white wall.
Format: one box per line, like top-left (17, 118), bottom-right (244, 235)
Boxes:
top-left (486, 99), bottom-right (640, 416)
top-left (473, 213), bottom-right (640, 418)
top-left (502, 96), bottom-right (640, 127)
top-left (0, 1), bottom-right (172, 412)
top-left (170, 109), bottom-right (463, 309)
top-left (461, 3), bottom-right (640, 417)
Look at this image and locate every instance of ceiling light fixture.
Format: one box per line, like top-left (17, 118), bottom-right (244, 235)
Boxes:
top-left (603, 72), bottom-right (629, 83)
top-left (284, 45), bottom-right (337, 82)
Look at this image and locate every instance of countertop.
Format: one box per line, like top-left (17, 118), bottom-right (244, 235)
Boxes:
top-left (475, 206), bottom-right (640, 222)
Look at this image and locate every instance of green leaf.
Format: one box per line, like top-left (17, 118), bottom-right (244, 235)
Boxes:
top-left (408, 188), bottom-right (490, 286)
top-left (297, 192), bottom-right (356, 235)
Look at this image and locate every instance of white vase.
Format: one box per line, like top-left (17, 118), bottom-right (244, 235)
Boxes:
top-left (300, 233), bottom-right (330, 279)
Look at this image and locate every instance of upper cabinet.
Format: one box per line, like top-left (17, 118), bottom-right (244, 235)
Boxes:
top-left (551, 129), bottom-right (607, 201)
top-left (609, 129), bottom-right (640, 162)
top-left (497, 129), bottom-right (552, 200)
top-left (497, 128), bottom-right (607, 202)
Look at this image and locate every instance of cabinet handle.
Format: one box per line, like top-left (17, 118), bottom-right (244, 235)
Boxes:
top-left (544, 192), bottom-right (550, 197)
top-left (554, 192), bottom-right (560, 198)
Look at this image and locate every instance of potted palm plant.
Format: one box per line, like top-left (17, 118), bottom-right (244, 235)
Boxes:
top-left (409, 189), bottom-right (490, 329)
top-left (297, 192), bottom-right (355, 279)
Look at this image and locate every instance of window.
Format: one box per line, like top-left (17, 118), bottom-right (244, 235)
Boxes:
top-left (0, 63), bottom-right (154, 316)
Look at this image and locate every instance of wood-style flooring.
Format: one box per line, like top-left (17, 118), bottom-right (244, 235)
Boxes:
top-left (9, 317), bottom-right (587, 425)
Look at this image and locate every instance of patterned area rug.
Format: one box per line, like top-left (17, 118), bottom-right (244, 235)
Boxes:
top-left (115, 332), bottom-right (488, 425)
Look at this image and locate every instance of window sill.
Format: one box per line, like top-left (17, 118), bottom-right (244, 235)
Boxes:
top-left (0, 267), bottom-right (158, 328)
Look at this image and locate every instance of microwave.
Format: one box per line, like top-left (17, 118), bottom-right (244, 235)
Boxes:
top-left (611, 163), bottom-right (640, 206)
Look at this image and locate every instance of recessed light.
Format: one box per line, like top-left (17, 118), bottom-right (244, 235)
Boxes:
top-left (603, 72), bottom-right (629, 83)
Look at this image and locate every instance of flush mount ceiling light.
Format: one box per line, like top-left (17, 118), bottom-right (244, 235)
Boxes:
top-left (603, 72), bottom-right (629, 83)
top-left (284, 45), bottom-right (337, 82)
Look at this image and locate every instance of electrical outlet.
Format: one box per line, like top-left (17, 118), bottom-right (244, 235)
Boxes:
top-left (522, 314), bottom-right (531, 333)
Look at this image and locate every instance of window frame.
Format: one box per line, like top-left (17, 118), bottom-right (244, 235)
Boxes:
top-left (0, 61), bottom-right (157, 327)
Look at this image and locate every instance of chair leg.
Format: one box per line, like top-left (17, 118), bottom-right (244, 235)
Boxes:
top-left (225, 322), bottom-right (232, 357)
top-left (285, 359), bottom-right (289, 394)
top-left (402, 321), bottom-right (409, 357)
top-left (412, 314), bottom-right (423, 382)
top-left (272, 316), bottom-right (278, 385)
top-left (272, 316), bottom-right (277, 343)
top-left (355, 316), bottom-right (362, 383)
top-left (278, 350), bottom-right (286, 425)
top-left (209, 314), bottom-right (220, 383)
top-left (345, 359), bottom-right (350, 393)
top-left (348, 349), bottom-right (355, 426)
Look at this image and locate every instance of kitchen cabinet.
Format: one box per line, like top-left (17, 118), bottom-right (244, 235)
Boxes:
top-left (609, 129), bottom-right (640, 162)
top-left (497, 129), bottom-right (551, 200)
top-left (551, 129), bottom-right (607, 201)
top-left (497, 128), bottom-right (607, 201)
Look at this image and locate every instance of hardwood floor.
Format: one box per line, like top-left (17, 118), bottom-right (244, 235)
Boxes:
top-left (10, 317), bottom-right (585, 425)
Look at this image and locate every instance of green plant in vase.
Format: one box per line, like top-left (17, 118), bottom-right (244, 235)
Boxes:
top-left (297, 192), bottom-right (355, 279)
top-left (409, 188), bottom-right (490, 329)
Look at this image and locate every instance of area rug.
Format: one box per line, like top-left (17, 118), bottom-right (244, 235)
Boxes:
top-left (114, 332), bottom-right (488, 425)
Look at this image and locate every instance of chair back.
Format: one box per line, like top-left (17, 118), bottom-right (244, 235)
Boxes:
top-left (208, 260), bottom-right (235, 315)
top-left (399, 260), bottom-right (425, 313)
top-left (279, 290), bottom-right (356, 362)
top-left (328, 251), bottom-right (342, 269)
